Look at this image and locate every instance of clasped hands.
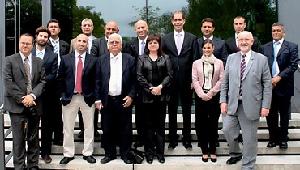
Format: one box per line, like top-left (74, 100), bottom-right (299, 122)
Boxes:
top-left (149, 85), bottom-right (162, 96)
top-left (22, 95), bottom-right (36, 107)
top-left (95, 96), bottom-right (133, 110)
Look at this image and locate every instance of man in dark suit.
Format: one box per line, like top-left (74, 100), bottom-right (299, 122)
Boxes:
top-left (123, 19), bottom-right (148, 148)
top-left (57, 34), bottom-right (97, 164)
top-left (4, 33), bottom-right (46, 170)
top-left (46, 18), bottom-right (70, 145)
top-left (32, 26), bottom-right (58, 164)
top-left (226, 16), bottom-right (262, 54)
top-left (95, 33), bottom-right (135, 164)
top-left (90, 20), bottom-right (119, 58)
top-left (221, 31), bottom-right (272, 169)
top-left (162, 11), bottom-right (198, 149)
top-left (262, 23), bottom-right (299, 149)
top-left (198, 18), bottom-right (228, 63)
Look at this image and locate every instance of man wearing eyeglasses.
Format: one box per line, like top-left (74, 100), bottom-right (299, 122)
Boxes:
top-left (4, 33), bottom-right (45, 170)
top-left (95, 33), bottom-right (136, 164)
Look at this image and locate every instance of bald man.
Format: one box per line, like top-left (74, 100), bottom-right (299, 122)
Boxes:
top-left (57, 34), bottom-right (97, 164)
top-left (124, 19), bottom-right (149, 148)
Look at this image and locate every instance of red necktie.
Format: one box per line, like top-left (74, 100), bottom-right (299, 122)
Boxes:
top-left (75, 55), bottom-right (83, 93)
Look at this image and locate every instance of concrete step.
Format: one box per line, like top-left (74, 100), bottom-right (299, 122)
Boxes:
top-left (3, 113), bottom-right (300, 129)
top-left (6, 154), bottom-right (300, 170)
top-left (4, 141), bottom-right (300, 155)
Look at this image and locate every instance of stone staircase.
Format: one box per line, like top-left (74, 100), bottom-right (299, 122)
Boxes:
top-left (3, 110), bottom-right (300, 169)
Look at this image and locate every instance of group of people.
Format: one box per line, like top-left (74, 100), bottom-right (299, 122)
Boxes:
top-left (3, 10), bottom-right (299, 170)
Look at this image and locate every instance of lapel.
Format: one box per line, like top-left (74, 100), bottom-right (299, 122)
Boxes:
top-left (71, 53), bottom-right (76, 78)
top-left (134, 38), bottom-right (139, 56)
top-left (83, 54), bottom-right (90, 75)
top-left (242, 51), bottom-right (254, 80)
top-left (276, 40), bottom-right (287, 58)
top-left (169, 33), bottom-right (178, 55)
top-left (17, 54), bottom-right (26, 77)
top-left (31, 56), bottom-right (37, 81)
top-left (122, 54), bottom-right (127, 74)
top-left (180, 33), bottom-right (189, 55)
top-left (103, 54), bottom-right (111, 80)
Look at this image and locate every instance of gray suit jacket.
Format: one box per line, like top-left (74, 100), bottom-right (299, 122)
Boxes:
top-left (3, 53), bottom-right (46, 114)
top-left (220, 51), bottom-right (272, 120)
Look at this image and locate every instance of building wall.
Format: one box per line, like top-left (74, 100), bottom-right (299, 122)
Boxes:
top-left (278, 0), bottom-right (300, 112)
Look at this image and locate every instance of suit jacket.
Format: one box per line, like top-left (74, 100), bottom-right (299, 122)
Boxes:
top-left (32, 47), bottom-right (58, 83)
top-left (162, 31), bottom-right (199, 88)
top-left (226, 36), bottom-right (262, 54)
top-left (192, 56), bottom-right (224, 99)
top-left (47, 39), bottom-right (70, 57)
top-left (124, 37), bottom-right (148, 60)
top-left (95, 53), bottom-right (136, 107)
top-left (3, 53), bottom-right (46, 114)
top-left (57, 52), bottom-right (97, 106)
top-left (220, 51), bottom-right (272, 120)
top-left (198, 37), bottom-right (228, 63)
top-left (137, 54), bottom-right (173, 103)
top-left (69, 35), bottom-right (97, 53)
top-left (262, 40), bottom-right (299, 96)
top-left (90, 37), bottom-right (109, 58)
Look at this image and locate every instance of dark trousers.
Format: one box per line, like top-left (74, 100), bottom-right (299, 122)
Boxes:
top-left (40, 87), bottom-right (62, 155)
top-left (266, 93), bottom-right (291, 142)
top-left (143, 101), bottom-right (166, 156)
top-left (195, 93), bottom-right (220, 155)
top-left (134, 102), bottom-right (145, 144)
top-left (10, 111), bottom-right (40, 170)
top-left (101, 96), bottom-right (132, 158)
top-left (168, 87), bottom-right (192, 143)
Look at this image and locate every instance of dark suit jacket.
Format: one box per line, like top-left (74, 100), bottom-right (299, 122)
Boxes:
top-left (32, 47), bottom-right (58, 83)
top-left (124, 37), bottom-right (148, 60)
top-left (226, 36), bottom-right (262, 54)
top-left (90, 37), bottom-right (109, 58)
top-left (198, 37), bottom-right (228, 63)
top-left (3, 53), bottom-right (46, 114)
top-left (95, 53), bottom-right (136, 107)
top-left (57, 52), bottom-right (97, 106)
top-left (262, 40), bottom-right (299, 96)
top-left (137, 54), bottom-right (173, 103)
top-left (47, 39), bottom-right (70, 57)
top-left (162, 32), bottom-right (198, 88)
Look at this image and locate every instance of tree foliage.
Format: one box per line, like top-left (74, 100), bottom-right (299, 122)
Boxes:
top-left (185, 0), bottom-right (277, 43)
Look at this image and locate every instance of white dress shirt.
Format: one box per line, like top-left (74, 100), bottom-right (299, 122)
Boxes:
top-left (36, 48), bottom-right (45, 59)
top-left (109, 52), bottom-right (122, 96)
top-left (174, 30), bottom-right (185, 55)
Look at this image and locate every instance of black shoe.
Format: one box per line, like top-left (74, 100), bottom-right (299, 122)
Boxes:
top-left (145, 154), bottom-right (153, 164)
top-left (122, 157), bottom-right (133, 164)
top-left (133, 140), bottom-right (144, 148)
top-left (94, 131), bottom-right (100, 138)
top-left (202, 155), bottom-right (208, 162)
top-left (59, 157), bottom-right (74, 164)
top-left (78, 130), bottom-right (84, 138)
top-left (279, 142), bottom-right (288, 149)
top-left (168, 141), bottom-right (178, 149)
top-left (53, 140), bottom-right (63, 146)
top-left (83, 155), bottom-right (96, 164)
top-left (29, 166), bottom-right (39, 170)
top-left (157, 155), bottom-right (165, 164)
top-left (210, 154), bottom-right (217, 163)
top-left (101, 156), bottom-right (115, 164)
top-left (267, 141), bottom-right (277, 148)
top-left (226, 155), bottom-right (242, 164)
top-left (41, 154), bottom-right (52, 164)
top-left (183, 141), bottom-right (192, 150)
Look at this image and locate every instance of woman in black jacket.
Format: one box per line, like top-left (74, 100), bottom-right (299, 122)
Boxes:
top-left (136, 34), bottom-right (173, 164)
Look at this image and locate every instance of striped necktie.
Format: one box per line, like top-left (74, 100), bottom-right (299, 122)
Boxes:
top-left (24, 57), bottom-right (32, 94)
top-left (239, 54), bottom-right (246, 96)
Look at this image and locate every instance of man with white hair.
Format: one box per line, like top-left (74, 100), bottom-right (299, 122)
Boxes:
top-left (220, 31), bottom-right (272, 169)
top-left (95, 33), bottom-right (136, 164)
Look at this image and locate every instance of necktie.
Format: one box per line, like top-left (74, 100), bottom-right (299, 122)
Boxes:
top-left (176, 33), bottom-right (182, 55)
top-left (239, 54), bottom-right (246, 96)
top-left (272, 41), bottom-right (281, 77)
top-left (52, 40), bottom-right (59, 54)
top-left (75, 56), bottom-right (83, 93)
top-left (140, 40), bottom-right (145, 55)
top-left (24, 57), bottom-right (32, 94)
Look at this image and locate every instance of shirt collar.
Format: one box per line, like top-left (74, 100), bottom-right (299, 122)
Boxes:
top-left (36, 48), bottom-right (45, 54)
top-left (110, 52), bottom-right (122, 59)
top-left (139, 36), bottom-right (148, 43)
top-left (241, 50), bottom-right (252, 58)
top-left (75, 51), bottom-right (86, 60)
top-left (49, 37), bottom-right (59, 44)
top-left (273, 38), bottom-right (284, 45)
top-left (203, 35), bottom-right (213, 40)
top-left (20, 52), bottom-right (32, 62)
top-left (174, 30), bottom-right (185, 36)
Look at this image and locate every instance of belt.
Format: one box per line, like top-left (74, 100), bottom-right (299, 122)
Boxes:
top-left (108, 95), bottom-right (122, 100)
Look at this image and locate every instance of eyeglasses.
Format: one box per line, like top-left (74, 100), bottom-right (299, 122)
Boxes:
top-left (20, 42), bottom-right (33, 46)
top-left (109, 41), bottom-right (120, 45)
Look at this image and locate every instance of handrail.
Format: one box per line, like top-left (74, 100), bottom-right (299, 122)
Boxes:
top-left (0, 104), bottom-right (7, 170)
